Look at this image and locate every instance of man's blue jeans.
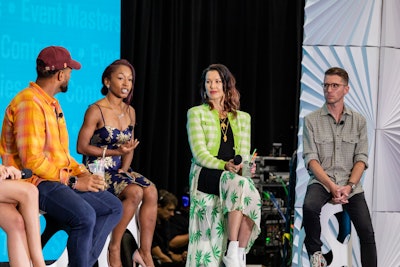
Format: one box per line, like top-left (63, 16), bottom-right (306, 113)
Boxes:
top-left (38, 181), bottom-right (122, 267)
top-left (302, 183), bottom-right (377, 267)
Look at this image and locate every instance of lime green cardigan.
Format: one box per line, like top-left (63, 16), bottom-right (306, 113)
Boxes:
top-left (186, 104), bottom-right (251, 171)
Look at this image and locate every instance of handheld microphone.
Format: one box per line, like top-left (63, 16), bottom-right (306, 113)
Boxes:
top-left (233, 155), bottom-right (242, 165)
top-left (6, 168), bottom-right (33, 179)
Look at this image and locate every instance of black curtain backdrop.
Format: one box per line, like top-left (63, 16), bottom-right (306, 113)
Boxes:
top-left (121, 0), bottom-right (305, 197)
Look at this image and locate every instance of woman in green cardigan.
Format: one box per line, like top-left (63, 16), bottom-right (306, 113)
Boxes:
top-left (186, 64), bottom-right (261, 267)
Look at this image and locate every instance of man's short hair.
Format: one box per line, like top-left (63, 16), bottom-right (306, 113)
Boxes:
top-left (325, 67), bottom-right (349, 85)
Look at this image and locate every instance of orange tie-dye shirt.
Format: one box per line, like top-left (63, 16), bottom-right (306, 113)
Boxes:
top-left (0, 82), bottom-right (88, 185)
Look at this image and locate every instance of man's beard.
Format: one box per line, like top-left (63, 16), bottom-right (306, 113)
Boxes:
top-left (60, 84), bottom-right (68, 93)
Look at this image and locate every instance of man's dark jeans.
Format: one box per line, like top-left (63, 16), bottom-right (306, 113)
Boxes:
top-left (38, 181), bottom-right (122, 267)
top-left (302, 183), bottom-right (377, 267)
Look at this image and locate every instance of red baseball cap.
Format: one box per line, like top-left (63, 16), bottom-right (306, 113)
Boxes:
top-left (37, 46), bottom-right (81, 71)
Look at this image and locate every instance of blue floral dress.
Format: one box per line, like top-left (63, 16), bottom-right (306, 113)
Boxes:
top-left (83, 104), bottom-right (152, 196)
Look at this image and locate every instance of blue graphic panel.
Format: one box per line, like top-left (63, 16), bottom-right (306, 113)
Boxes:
top-left (0, 0), bottom-right (120, 262)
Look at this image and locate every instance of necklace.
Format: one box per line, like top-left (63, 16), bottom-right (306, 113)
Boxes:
top-left (220, 117), bottom-right (229, 142)
top-left (105, 97), bottom-right (125, 119)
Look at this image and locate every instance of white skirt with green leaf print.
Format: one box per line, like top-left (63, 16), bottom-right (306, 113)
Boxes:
top-left (186, 164), bottom-right (262, 267)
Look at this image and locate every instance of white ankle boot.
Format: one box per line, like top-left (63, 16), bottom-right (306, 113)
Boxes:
top-left (238, 247), bottom-right (246, 267)
top-left (223, 241), bottom-right (240, 267)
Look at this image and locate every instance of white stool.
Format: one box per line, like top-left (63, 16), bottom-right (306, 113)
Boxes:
top-left (320, 203), bottom-right (352, 267)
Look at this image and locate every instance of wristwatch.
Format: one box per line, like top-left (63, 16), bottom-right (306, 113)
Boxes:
top-left (68, 176), bottom-right (78, 190)
top-left (347, 181), bottom-right (356, 192)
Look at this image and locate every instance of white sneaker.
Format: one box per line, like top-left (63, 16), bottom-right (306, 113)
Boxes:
top-left (223, 241), bottom-right (240, 267)
top-left (310, 251), bottom-right (327, 267)
top-left (238, 247), bottom-right (246, 267)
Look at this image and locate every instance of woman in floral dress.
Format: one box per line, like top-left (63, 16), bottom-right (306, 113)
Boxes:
top-left (77, 59), bottom-right (157, 267)
top-left (186, 64), bottom-right (261, 267)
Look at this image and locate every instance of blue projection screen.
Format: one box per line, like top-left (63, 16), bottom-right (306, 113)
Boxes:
top-left (0, 0), bottom-right (120, 262)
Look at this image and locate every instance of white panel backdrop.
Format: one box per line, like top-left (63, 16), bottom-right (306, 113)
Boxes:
top-left (292, 0), bottom-right (400, 266)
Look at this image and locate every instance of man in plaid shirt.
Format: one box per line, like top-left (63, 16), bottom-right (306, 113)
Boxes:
top-left (0, 46), bottom-right (122, 267)
top-left (302, 67), bottom-right (377, 267)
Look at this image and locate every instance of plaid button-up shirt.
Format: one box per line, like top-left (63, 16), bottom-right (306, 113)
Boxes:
top-left (302, 103), bottom-right (368, 194)
top-left (0, 82), bottom-right (87, 185)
